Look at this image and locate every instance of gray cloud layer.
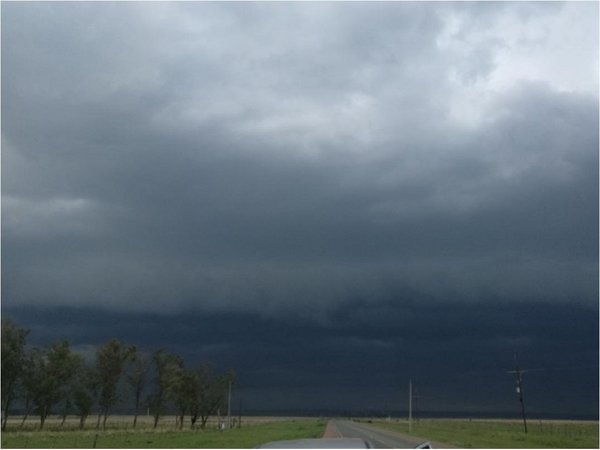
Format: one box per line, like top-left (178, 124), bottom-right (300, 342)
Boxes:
top-left (2, 2), bottom-right (598, 417)
top-left (2, 2), bottom-right (598, 317)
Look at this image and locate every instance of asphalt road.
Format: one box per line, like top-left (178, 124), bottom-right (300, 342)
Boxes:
top-left (330, 420), bottom-right (430, 449)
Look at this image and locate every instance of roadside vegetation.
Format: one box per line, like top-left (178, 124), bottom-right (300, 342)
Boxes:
top-left (1, 319), bottom-right (235, 433)
top-left (1, 418), bottom-right (325, 448)
top-left (370, 418), bottom-right (599, 448)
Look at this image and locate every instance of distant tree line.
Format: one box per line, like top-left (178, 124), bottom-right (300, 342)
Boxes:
top-left (1, 319), bottom-right (235, 431)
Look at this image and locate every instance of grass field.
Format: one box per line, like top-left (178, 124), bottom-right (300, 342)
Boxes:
top-left (1, 418), bottom-right (326, 448)
top-left (370, 418), bottom-right (599, 448)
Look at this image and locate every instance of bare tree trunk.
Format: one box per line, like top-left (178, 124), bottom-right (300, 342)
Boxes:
top-left (40, 406), bottom-right (48, 430)
top-left (96, 412), bottom-right (102, 429)
top-left (2, 390), bottom-right (13, 430)
top-left (60, 399), bottom-right (71, 428)
top-left (20, 403), bottom-right (34, 428)
top-left (1, 401), bottom-right (10, 430)
top-left (132, 394), bottom-right (140, 429)
top-left (102, 409), bottom-right (109, 430)
top-left (79, 414), bottom-right (88, 429)
top-left (60, 402), bottom-right (68, 428)
top-left (1, 380), bottom-right (17, 431)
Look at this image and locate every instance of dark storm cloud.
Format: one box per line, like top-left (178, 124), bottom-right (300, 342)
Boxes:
top-left (2, 1), bottom-right (598, 416)
top-left (3, 81), bottom-right (597, 314)
top-left (5, 301), bottom-right (597, 416)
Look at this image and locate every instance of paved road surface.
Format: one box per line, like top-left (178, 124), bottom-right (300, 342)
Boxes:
top-left (330, 420), bottom-right (431, 449)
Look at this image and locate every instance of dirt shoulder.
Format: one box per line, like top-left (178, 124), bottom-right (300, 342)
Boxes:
top-left (322, 421), bottom-right (342, 438)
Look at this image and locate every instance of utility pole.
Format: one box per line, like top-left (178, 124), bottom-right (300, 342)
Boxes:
top-left (508, 355), bottom-right (528, 433)
top-left (408, 379), bottom-right (413, 433)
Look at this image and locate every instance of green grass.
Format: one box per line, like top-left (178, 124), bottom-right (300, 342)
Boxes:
top-left (1, 419), bottom-right (326, 448)
top-left (370, 419), bottom-right (599, 448)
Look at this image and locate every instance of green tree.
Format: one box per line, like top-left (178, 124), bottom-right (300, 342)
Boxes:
top-left (95, 339), bottom-right (135, 429)
top-left (58, 351), bottom-right (84, 427)
top-left (189, 365), bottom-right (235, 429)
top-left (171, 366), bottom-right (196, 429)
top-left (125, 347), bottom-right (148, 429)
top-left (188, 365), bottom-right (209, 429)
top-left (19, 349), bottom-right (41, 427)
top-left (72, 362), bottom-right (97, 429)
top-left (1, 319), bottom-right (29, 430)
top-left (25, 341), bottom-right (79, 429)
top-left (148, 349), bottom-right (182, 429)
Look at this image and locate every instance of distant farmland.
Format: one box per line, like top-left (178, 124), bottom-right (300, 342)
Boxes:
top-left (368, 418), bottom-right (599, 448)
top-left (1, 416), bottom-right (326, 448)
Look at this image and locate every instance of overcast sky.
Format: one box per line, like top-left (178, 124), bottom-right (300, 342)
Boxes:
top-left (2, 1), bottom-right (598, 417)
